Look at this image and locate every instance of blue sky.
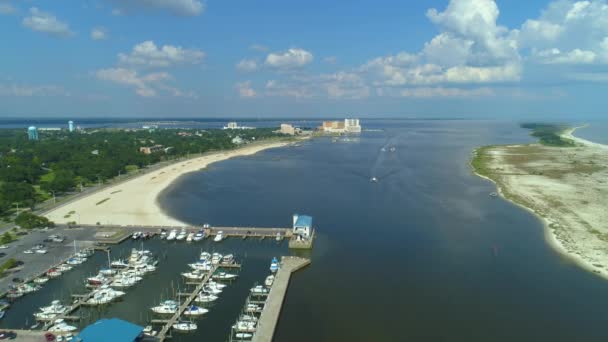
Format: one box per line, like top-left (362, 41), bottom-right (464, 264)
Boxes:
top-left (1, 0), bottom-right (608, 119)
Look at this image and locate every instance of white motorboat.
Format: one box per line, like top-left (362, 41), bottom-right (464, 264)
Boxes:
top-left (239, 315), bottom-right (258, 322)
top-left (236, 333), bottom-right (253, 339)
top-left (34, 277), bottom-right (49, 284)
top-left (212, 272), bottom-right (238, 281)
top-left (269, 257), bottom-right (279, 273)
top-left (246, 304), bottom-right (261, 313)
top-left (370, 176), bottom-right (378, 183)
top-left (49, 319), bottom-right (77, 333)
top-left (186, 232), bottom-right (194, 242)
top-left (143, 326), bottom-right (158, 336)
top-left (213, 231), bottom-right (224, 242)
top-left (265, 275), bottom-right (275, 287)
top-left (166, 230), bottom-right (177, 241)
top-left (233, 321), bottom-right (256, 333)
top-left (176, 230), bottom-right (187, 241)
top-left (19, 283), bottom-right (41, 293)
top-left (195, 293), bottom-right (218, 303)
top-left (199, 252), bottom-right (211, 261)
top-left (132, 231), bottom-right (142, 240)
top-left (110, 260), bottom-right (129, 269)
top-left (37, 300), bottom-right (67, 315)
top-left (211, 253), bottom-right (222, 265)
top-left (183, 305), bottom-right (208, 316)
top-left (221, 254), bottom-right (234, 263)
top-left (66, 257), bottom-right (85, 265)
top-left (151, 303), bottom-right (177, 314)
top-left (159, 230), bottom-right (167, 239)
top-left (57, 264), bottom-right (73, 272)
top-left (173, 321), bottom-right (197, 332)
top-left (193, 231), bottom-right (204, 241)
top-left (207, 280), bottom-right (227, 289)
top-left (182, 270), bottom-right (205, 280)
top-left (47, 269), bottom-right (62, 278)
top-left (250, 285), bottom-right (269, 295)
top-left (276, 232), bottom-right (282, 241)
top-left (202, 286), bottom-right (222, 295)
top-left (99, 268), bottom-right (115, 276)
top-left (188, 261), bottom-right (212, 271)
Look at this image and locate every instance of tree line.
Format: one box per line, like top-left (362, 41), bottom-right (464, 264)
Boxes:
top-left (0, 127), bottom-right (285, 217)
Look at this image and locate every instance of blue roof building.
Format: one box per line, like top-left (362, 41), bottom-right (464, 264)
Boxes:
top-left (72, 318), bottom-right (143, 342)
top-left (292, 214), bottom-right (312, 239)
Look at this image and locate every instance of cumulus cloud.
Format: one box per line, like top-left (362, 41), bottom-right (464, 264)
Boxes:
top-left (22, 7), bottom-right (73, 37)
top-left (379, 87), bottom-right (494, 98)
top-left (118, 41), bottom-right (205, 68)
top-left (265, 48), bottom-right (313, 69)
top-left (0, 83), bottom-right (70, 97)
top-left (108, 0), bottom-right (205, 16)
top-left (96, 67), bottom-right (194, 97)
top-left (236, 59), bottom-right (258, 72)
top-left (91, 27), bottom-right (108, 40)
top-left (235, 81), bottom-right (256, 98)
top-left (519, 0), bottom-right (608, 65)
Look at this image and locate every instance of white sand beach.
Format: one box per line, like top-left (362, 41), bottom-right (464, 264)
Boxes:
top-left (44, 141), bottom-right (292, 227)
top-left (473, 127), bottom-right (608, 279)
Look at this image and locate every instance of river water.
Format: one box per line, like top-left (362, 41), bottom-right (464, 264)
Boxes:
top-left (3, 120), bottom-right (608, 341)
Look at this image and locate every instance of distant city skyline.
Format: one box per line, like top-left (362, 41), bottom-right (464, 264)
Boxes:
top-left (1, 0), bottom-right (608, 119)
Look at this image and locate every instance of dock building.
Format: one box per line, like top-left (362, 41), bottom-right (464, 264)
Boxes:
top-left (73, 318), bottom-right (143, 342)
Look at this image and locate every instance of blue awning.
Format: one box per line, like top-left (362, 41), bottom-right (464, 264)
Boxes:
top-left (73, 318), bottom-right (143, 342)
top-left (294, 215), bottom-right (312, 228)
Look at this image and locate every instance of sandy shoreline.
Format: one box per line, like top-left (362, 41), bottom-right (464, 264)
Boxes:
top-left (45, 140), bottom-right (295, 227)
top-left (472, 126), bottom-right (608, 280)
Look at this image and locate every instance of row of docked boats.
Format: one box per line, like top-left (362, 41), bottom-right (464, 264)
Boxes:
top-left (6, 248), bottom-right (94, 301)
top-left (84, 248), bottom-right (158, 306)
top-left (160, 229), bottom-right (208, 242)
top-left (230, 263), bottom-right (278, 341)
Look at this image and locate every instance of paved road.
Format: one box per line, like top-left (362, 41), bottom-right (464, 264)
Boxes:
top-left (0, 227), bottom-right (99, 295)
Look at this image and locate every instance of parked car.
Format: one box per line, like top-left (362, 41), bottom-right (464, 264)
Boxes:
top-left (0, 330), bottom-right (17, 339)
top-left (0, 253), bottom-right (6, 258)
top-left (0, 245), bottom-right (9, 249)
top-left (11, 278), bottom-right (23, 283)
top-left (44, 332), bottom-right (56, 342)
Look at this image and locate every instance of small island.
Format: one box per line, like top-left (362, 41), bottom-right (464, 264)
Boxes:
top-left (472, 124), bottom-right (608, 278)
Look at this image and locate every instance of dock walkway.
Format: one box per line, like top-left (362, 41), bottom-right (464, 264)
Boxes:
top-left (252, 257), bottom-right (310, 342)
top-left (156, 264), bottom-right (220, 341)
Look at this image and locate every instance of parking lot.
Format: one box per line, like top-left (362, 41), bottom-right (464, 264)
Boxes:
top-left (0, 227), bottom-right (100, 295)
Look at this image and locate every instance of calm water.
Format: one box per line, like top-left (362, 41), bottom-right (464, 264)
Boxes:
top-left (4, 119), bottom-right (608, 341)
top-left (576, 122), bottom-right (608, 145)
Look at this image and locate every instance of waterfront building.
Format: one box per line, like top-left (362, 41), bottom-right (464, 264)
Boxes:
top-left (223, 121), bottom-right (253, 130)
top-left (139, 144), bottom-right (164, 154)
top-left (27, 126), bottom-right (38, 140)
top-left (321, 119), bottom-right (361, 133)
top-left (74, 318), bottom-right (143, 342)
top-left (280, 123), bottom-right (296, 135)
top-left (68, 120), bottom-right (74, 132)
top-left (292, 214), bottom-right (312, 239)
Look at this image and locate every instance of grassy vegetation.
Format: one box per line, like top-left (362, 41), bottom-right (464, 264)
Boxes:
top-left (520, 123), bottom-right (576, 147)
top-left (0, 258), bottom-right (18, 277)
top-left (470, 146), bottom-right (495, 178)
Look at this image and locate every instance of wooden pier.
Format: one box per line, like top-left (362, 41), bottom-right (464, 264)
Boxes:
top-left (156, 264), bottom-right (220, 342)
top-left (251, 257), bottom-right (311, 342)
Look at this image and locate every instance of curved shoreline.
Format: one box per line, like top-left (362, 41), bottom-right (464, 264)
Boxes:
top-left (45, 140), bottom-right (297, 227)
top-left (472, 125), bottom-right (608, 280)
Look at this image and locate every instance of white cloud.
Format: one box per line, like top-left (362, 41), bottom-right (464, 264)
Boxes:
top-left (236, 59), bottom-right (258, 72)
top-left (118, 41), bottom-right (205, 68)
top-left (22, 7), bottom-right (73, 37)
top-left (380, 87), bottom-right (494, 98)
top-left (265, 48), bottom-right (313, 69)
top-left (0, 83), bottom-right (70, 97)
top-left (91, 27), bottom-right (108, 40)
top-left (519, 0), bottom-right (608, 65)
top-left (95, 67), bottom-right (193, 97)
top-left (264, 72), bottom-right (369, 100)
top-left (108, 0), bottom-right (204, 16)
top-left (0, 2), bottom-right (16, 15)
top-left (235, 81), bottom-right (256, 98)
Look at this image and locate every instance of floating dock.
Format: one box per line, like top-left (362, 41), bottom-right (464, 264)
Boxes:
top-left (156, 263), bottom-right (220, 342)
top-left (251, 257), bottom-right (310, 342)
